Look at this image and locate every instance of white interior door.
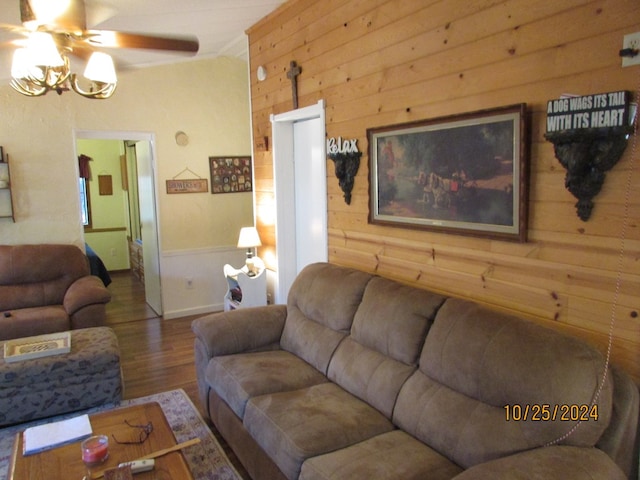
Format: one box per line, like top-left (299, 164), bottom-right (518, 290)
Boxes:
top-left (272, 100), bottom-right (328, 303)
top-left (294, 116), bottom-right (326, 270)
top-left (135, 141), bottom-right (163, 315)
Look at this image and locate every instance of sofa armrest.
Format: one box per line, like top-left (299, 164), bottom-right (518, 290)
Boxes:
top-left (191, 304), bottom-right (287, 359)
top-left (63, 275), bottom-right (112, 315)
top-left (453, 446), bottom-right (626, 480)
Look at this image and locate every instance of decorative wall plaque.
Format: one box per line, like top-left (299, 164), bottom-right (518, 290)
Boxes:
top-left (544, 91), bottom-right (634, 221)
top-left (166, 179), bottom-right (208, 194)
top-left (327, 137), bottom-right (361, 205)
top-left (209, 156), bottom-right (252, 194)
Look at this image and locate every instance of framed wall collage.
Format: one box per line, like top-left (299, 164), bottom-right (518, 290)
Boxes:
top-left (209, 156), bottom-right (252, 194)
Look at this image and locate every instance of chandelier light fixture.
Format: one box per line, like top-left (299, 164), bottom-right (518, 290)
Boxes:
top-left (4, 0), bottom-right (198, 100)
top-left (10, 31), bottom-right (117, 99)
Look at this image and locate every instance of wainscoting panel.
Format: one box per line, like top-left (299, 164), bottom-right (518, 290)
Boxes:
top-left (161, 246), bottom-right (247, 320)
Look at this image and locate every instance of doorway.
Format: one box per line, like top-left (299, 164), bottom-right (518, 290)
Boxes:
top-left (271, 100), bottom-right (328, 303)
top-left (75, 130), bottom-right (163, 315)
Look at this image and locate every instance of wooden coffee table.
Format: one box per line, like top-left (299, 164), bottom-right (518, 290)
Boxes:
top-left (7, 402), bottom-right (194, 479)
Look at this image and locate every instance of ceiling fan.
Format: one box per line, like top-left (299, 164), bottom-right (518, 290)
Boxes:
top-left (3, 0), bottom-right (199, 99)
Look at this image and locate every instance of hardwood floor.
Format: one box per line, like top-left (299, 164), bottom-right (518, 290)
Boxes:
top-left (105, 271), bottom-right (251, 479)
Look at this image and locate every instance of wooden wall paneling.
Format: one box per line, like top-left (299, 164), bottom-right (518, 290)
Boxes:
top-left (536, 242), bottom-right (640, 274)
top-left (357, 31), bottom-right (624, 118)
top-left (323, 3), bottom-right (610, 105)
top-left (324, 5), bottom-right (627, 111)
top-left (252, 0), bottom-right (512, 112)
top-left (252, 10), bottom-right (636, 124)
top-left (250, 0), bottom-right (420, 67)
top-left (532, 201), bottom-right (639, 239)
top-left (249, 0), bottom-right (640, 382)
top-left (568, 297), bottom-right (638, 339)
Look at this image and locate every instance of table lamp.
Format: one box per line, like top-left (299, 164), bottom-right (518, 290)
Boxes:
top-left (237, 226), bottom-right (262, 276)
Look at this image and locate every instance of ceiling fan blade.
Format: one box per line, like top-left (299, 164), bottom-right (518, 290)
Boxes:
top-left (0, 23), bottom-right (29, 36)
top-left (66, 43), bottom-right (92, 62)
top-left (20, 0), bottom-right (87, 32)
top-left (19, 0), bottom-right (35, 24)
top-left (85, 31), bottom-right (199, 55)
top-left (84, 2), bottom-right (118, 29)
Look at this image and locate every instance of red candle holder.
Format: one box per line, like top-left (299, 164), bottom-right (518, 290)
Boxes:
top-left (81, 435), bottom-right (109, 466)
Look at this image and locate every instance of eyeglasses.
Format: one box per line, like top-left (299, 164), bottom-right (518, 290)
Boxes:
top-left (111, 420), bottom-right (154, 445)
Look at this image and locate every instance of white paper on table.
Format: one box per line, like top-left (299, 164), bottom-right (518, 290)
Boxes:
top-left (23, 414), bottom-right (93, 455)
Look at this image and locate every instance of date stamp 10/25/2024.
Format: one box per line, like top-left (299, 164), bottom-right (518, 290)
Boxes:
top-left (504, 404), bottom-right (599, 422)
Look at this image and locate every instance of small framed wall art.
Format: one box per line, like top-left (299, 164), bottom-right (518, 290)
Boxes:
top-left (209, 156), bottom-right (252, 194)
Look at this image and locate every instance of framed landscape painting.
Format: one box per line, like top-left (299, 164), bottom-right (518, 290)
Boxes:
top-left (368, 104), bottom-right (528, 242)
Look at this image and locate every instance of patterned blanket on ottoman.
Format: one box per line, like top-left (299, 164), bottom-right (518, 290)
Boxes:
top-left (0, 327), bottom-right (122, 426)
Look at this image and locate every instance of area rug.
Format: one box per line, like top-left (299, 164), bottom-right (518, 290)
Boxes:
top-left (0, 389), bottom-right (241, 480)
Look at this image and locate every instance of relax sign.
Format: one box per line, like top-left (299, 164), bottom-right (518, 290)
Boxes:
top-left (327, 137), bottom-right (359, 155)
top-left (546, 90), bottom-right (631, 132)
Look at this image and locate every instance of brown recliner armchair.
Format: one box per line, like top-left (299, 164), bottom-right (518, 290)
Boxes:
top-left (0, 244), bottom-right (112, 341)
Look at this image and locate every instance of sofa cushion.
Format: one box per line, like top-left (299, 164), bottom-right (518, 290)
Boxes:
top-left (394, 297), bottom-right (613, 469)
top-left (327, 339), bottom-right (415, 419)
top-left (327, 276), bottom-right (446, 417)
top-left (207, 350), bottom-right (328, 418)
top-left (281, 263), bottom-right (372, 373)
top-left (350, 277), bottom-right (446, 365)
top-left (0, 306), bottom-right (69, 341)
top-left (300, 430), bottom-right (463, 480)
top-left (453, 445), bottom-right (627, 480)
top-left (245, 383), bottom-right (394, 480)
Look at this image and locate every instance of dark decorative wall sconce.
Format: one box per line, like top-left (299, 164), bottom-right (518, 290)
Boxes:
top-left (327, 137), bottom-right (361, 205)
top-left (544, 91), bottom-right (634, 221)
top-left (545, 127), bottom-right (632, 220)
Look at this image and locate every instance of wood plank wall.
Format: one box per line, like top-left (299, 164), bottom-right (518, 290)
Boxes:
top-left (247, 0), bottom-right (640, 382)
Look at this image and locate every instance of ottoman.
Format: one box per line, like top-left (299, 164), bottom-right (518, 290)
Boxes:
top-left (0, 327), bottom-right (123, 426)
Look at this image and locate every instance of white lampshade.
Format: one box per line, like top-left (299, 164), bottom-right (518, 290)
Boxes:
top-left (84, 52), bottom-right (117, 84)
top-left (11, 48), bottom-right (32, 79)
top-left (25, 32), bottom-right (64, 67)
top-left (237, 227), bottom-right (262, 249)
top-left (238, 227), bottom-right (262, 276)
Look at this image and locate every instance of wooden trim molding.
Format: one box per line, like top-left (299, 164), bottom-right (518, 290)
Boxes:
top-left (84, 227), bottom-right (127, 233)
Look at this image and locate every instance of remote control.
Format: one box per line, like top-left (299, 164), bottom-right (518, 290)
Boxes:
top-left (117, 459), bottom-right (155, 474)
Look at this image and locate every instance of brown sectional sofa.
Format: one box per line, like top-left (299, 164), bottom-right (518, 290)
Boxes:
top-left (192, 262), bottom-right (639, 480)
top-left (0, 244), bottom-right (112, 341)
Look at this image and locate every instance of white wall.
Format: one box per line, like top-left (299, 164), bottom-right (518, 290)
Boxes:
top-left (162, 246), bottom-right (247, 319)
top-left (0, 56), bottom-right (255, 317)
